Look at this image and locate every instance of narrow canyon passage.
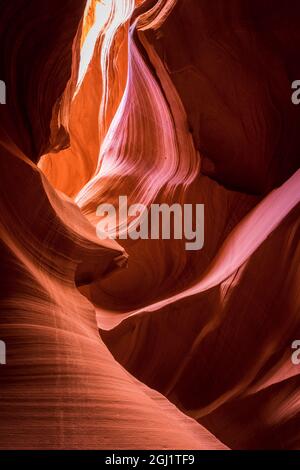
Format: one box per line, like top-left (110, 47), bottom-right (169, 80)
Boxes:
top-left (0, 0), bottom-right (299, 450)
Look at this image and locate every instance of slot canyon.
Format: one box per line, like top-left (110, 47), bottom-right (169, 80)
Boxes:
top-left (0, 0), bottom-right (300, 450)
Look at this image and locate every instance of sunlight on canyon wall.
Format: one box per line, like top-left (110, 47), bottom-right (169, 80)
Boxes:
top-left (0, 0), bottom-right (300, 450)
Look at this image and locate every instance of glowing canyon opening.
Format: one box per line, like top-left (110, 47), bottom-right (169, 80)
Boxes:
top-left (0, 0), bottom-right (300, 453)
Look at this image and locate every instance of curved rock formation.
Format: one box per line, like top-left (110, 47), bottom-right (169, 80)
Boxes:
top-left (0, 0), bottom-right (299, 450)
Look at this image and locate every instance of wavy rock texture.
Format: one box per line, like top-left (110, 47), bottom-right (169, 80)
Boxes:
top-left (0, 0), bottom-right (299, 450)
